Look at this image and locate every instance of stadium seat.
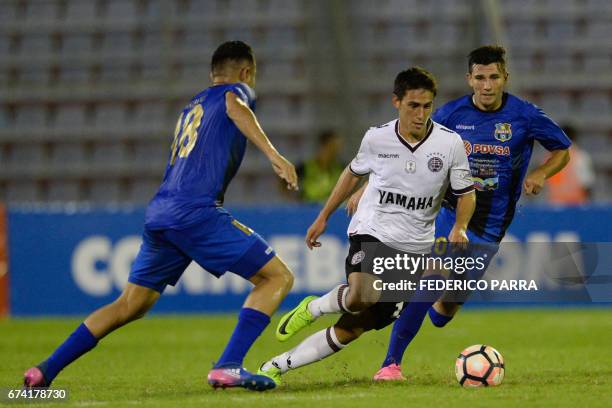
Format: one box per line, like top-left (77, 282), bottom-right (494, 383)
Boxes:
top-left (584, 55), bottom-right (611, 73)
top-left (19, 66), bottom-right (50, 85)
top-left (105, 0), bottom-right (137, 21)
top-left (47, 180), bottom-right (81, 202)
top-left (0, 35), bottom-right (10, 57)
top-left (61, 34), bottom-right (94, 55)
top-left (0, 2), bottom-right (18, 23)
top-left (19, 34), bottom-right (52, 56)
top-left (54, 106), bottom-right (87, 128)
top-left (0, 107), bottom-right (10, 128)
top-left (15, 106), bottom-right (47, 129)
top-left (586, 21), bottom-right (612, 40)
top-left (58, 66), bottom-right (89, 84)
top-left (50, 143), bottom-right (86, 165)
top-left (24, 0), bottom-right (59, 22)
top-left (126, 178), bottom-right (160, 202)
top-left (6, 181), bottom-right (40, 203)
top-left (64, 0), bottom-right (97, 20)
top-left (101, 32), bottom-right (133, 55)
top-left (133, 102), bottom-right (167, 127)
top-left (89, 180), bottom-right (122, 202)
top-left (181, 31), bottom-right (215, 52)
top-left (99, 62), bottom-right (131, 82)
top-left (94, 105), bottom-right (127, 129)
top-left (540, 93), bottom-right (572, 118)
top-left (92, 142), bottom-right (127, 164)
top-left (577, 93), bottom-right (611, 115)
top-left (133, 141), bottom-right (168, 164)
top-left (9, 144), bottom-right (46, 167)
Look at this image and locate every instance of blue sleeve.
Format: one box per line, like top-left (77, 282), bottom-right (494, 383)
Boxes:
top-left (432, 103), bottom-right (453, 128)
top-left (528, 103), bottom-right (571, 151)
top-left (231, 83), bottom-right (256, 109)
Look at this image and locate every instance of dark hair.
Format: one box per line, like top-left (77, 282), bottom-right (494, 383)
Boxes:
top-left (393, 67), bottom-right (437, 99)
top-left (318, 130), bottom-right (339, 146)
top-left (561, 124), bottom-right (577, 142)
top-left (211, 41), bottom-right (255, 74)
top-left (468, 45), bottom-right (507, 73)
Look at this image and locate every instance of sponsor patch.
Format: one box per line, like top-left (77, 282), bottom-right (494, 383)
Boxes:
top-left (351, 250), bottom-right (366, 265)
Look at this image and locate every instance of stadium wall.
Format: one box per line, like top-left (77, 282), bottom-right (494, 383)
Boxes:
top-left (6, 205), bottom-right (612, 316)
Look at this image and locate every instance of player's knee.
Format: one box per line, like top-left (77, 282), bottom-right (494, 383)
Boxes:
top-left (345, 289), bottom-right (375, 312)
top-left (115, 294), bottom-right (153, 324)
top-left (278, 266), bottom-right (294, 291)
top-left (260, 259), bottom-right (294, 291)
top-left (333, 324), bottom-right (364, 344)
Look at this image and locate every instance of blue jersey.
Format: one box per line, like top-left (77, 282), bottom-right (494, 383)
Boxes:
top-left (433, 93), bottom-right (571, 242)
top-left (145, 83), bottom-right (256, 229)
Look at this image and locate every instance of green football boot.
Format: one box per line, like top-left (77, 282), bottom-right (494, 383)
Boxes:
top-left (275, 295), bottom-right (318, 342)
top-left (257, 362), bottom-right (282, 386)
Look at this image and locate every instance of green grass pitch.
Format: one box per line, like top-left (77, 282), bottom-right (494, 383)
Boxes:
top-left (1, 309), bottom-right (611, 407)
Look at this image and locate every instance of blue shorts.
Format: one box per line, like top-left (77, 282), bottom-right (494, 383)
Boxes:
top-left (128, 207), bottom-right (275, 293)
top-left (433, 206), bottom-right (499, 279)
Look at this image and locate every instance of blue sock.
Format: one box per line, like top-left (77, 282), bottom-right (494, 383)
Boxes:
top-left (382, 274), bottom-right (445, 367)
top-left (382, 301), bottom-right (432, 367)
top-left (214, 308), bottom-right (270, 368)
top-left (39, 323), bottom-right (98, 383)
top-left (428, 307), bottom-right (453, 327)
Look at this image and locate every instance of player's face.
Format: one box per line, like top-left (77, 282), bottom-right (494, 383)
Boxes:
top-left (393, 89), bottom-right (434, 139)
top-left (467, 63), bottom-right (508, 111)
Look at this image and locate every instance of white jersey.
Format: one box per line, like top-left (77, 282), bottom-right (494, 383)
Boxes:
top-left (348, 119), bottom-right (473, 253)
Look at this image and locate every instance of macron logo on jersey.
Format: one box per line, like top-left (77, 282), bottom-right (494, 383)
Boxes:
top-left (378, 190), bottom-right (434, 211)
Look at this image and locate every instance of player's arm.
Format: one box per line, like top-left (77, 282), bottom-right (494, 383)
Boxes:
top-left (346, 180), bottom-right (367, 216)
top-left (449, 190), bottom-right (476, 246)
top-left (225, 91), bottom-right (298, 190)
top-left (448, 134), bottom-right (476, 246)
top-left (306, 167), bottom-right (364, 249)
top-left (523, 149), bottom-right (570, 196)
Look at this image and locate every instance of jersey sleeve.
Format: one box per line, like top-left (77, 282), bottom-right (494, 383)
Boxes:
top-left (528, 103), bottom-right (572, 151)
top-left (349, 131), bottom-right (373, 176)
top-left (449, 134), bottom-right (474, 195)
top-left (229, 83), bottom-right (257, 109)
top-left (431, 101), bottom-right (455, 128)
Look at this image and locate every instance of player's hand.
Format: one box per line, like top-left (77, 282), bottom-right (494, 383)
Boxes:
top-left (345, 190), bottom-right (362, 216)
top-left (305, 217), bottom-right (327, 250)
top-left (523, 169), bottom-right (546, 195)
top-left (448, 226), bottom-right (469, 250)
top-left (270, 154), bottom-right (298, 191)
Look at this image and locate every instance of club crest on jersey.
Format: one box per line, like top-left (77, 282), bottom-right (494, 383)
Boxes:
top-left (406, 160), bottom-right (416, 173)
top-left (428, 157), bottom-right (443, 172)
top-left (351, 250), bottom-right (366, 265)
top-left (494, 123), bottom-right (512, 142)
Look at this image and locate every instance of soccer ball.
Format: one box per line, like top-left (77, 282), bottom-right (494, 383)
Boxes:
top-left (455, 344), bottom-right (505, 387)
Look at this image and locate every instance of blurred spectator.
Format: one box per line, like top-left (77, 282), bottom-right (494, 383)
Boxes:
top-left (547, 125), bottom-right (595, 205)
top-left (296, 130), bottom-right (345, 203)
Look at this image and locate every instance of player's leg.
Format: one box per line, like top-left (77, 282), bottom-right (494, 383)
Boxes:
top-left (211, 255), bottom-right (293, 371)
top-left (373, 272), bottom-right (446, 381)
top-left (24, 228), bottom-right (188, 387)
top-left (259, 308), bottom-right (378, 384)
top-left (428, 300), bottom-right (462, 327)
top-left (165, 212), bottom-right (292, 390)
top-left (24, 283), bottom-right (161, 387)
top-left (376, 236), bottom-right (499, 379)
top-left (275, 235), bottom-right (381, 341)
